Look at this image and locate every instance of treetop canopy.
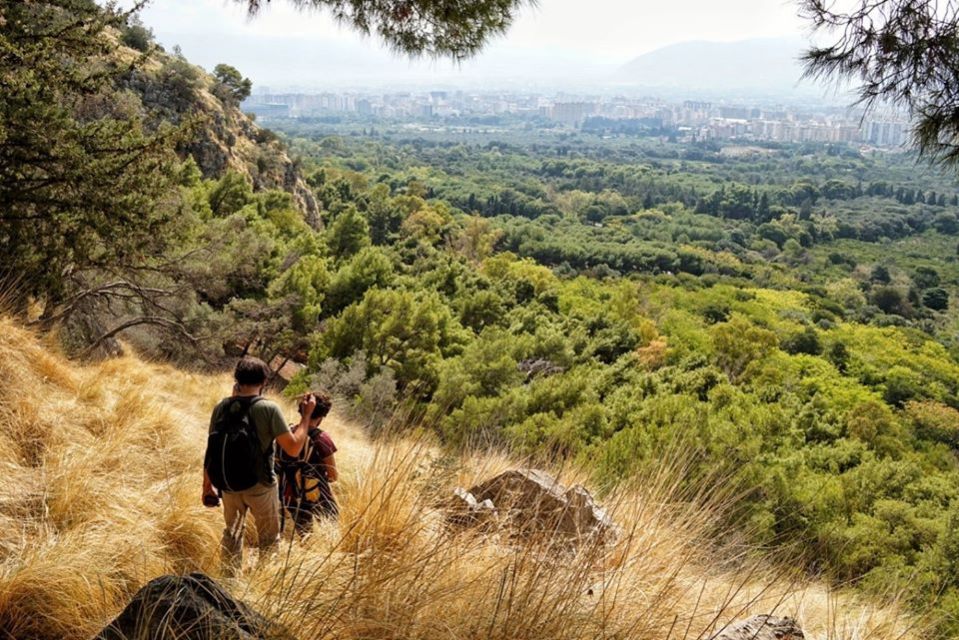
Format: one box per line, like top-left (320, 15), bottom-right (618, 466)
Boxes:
top-left (238, 0), bottom-right (530, 59)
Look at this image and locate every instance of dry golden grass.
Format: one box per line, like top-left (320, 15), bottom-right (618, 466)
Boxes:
top-left (0, 317), bottom-right (924, 640)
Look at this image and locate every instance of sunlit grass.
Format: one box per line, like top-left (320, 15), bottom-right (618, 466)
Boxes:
top-left (0, 317), bottom-right (924, 639)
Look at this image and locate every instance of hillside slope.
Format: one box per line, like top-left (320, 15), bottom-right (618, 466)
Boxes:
top-left (119, 37), bottom-right (320, 226)
top-left (0, 319), bottom-right (921, 639)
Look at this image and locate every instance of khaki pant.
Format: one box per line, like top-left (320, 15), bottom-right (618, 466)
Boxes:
top-left (221, 483), bottom-right (280, 574)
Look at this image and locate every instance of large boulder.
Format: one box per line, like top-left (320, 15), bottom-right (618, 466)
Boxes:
top-left (268, 356), bottom-right (306, 391)
top-left (450, 469), bottom-right (616, 542)
top-left (96, 573), bottom-right (291, 640)
top-left (711, 615), bottom-right (805, 640)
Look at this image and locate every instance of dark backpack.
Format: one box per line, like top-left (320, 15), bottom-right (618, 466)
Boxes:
top-left (204, 397), bottom-right (264, 492)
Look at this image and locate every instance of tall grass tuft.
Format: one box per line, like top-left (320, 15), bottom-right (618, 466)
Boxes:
top-left (0, 317), bottom-right (925, 640)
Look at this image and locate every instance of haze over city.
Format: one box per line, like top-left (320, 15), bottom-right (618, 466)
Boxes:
top-left (139, 0), bottom-right (815, 91)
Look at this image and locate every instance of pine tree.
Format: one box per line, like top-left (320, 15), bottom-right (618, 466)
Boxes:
top-left (240, 0), bottom-right (528, 60)
top-left (801, 0), bottom-right (959, 168)
top-left (0, 1), bottom-right (182, 303)
top-left (757, 192), bottom-right (771, 221)
top-left (327, 206), bottom-right (371, 261)
top-left (212, 63), bottom-right (252, 104)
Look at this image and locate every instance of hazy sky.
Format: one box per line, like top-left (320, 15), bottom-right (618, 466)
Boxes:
top-left (136, 0), bottom-right (811, 89)
top-left (141, 0), bottom-right (806, 61)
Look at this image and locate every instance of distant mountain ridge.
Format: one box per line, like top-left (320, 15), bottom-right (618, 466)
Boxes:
top-left (615, 38), bottom-right (809, 93)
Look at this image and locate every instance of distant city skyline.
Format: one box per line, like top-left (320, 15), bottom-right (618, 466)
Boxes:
top-left (242, 89), bottom-right (908, 147)
top-left (136, 0), bottom-right (812, 90)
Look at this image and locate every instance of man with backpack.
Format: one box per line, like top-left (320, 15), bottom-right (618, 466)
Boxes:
top-left (202, 356), bottom-right (314, 573)
top-left (277, 392), bottom-right (339, 535)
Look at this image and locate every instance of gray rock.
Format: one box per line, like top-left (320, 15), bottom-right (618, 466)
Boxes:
top-left (564, 484), bottom-right (615, 537)
top-left (711, 615), bottom-right (805, 640)
top-left (268, 356), bottom-right (306, 391)
top-left (96, 573), bottom-right (291, 640)
top-left (458, 469), bottom-right (617, 542)
top-left (517, 358), bottom-right (565, 380)
top-left (447, 487), bottom-right (498, 528)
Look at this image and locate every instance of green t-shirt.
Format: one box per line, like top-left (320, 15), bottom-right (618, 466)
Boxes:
top-left (209, 396), bottom-right (291, 487)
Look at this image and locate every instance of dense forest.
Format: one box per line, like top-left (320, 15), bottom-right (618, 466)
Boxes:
top-left (200, 125), bottom-right (959, 632)
top-left (8, 1), bottom-right (959, 636)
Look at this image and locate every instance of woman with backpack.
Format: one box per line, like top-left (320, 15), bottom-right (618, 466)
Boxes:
top-left (276, 391), bottom-right (338, 535)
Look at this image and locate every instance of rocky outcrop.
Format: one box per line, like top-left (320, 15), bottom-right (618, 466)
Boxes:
top-left (449, 469), bottom-right (617, 542)
top-left (123, 49), bottom-right (320, 228)
top-left (181, 95), bottom-right (320, 228)
top-left (96, 573), bottom-right (291, 640)
top-left (711, 615), bottom-right (805, 640)
top-left (517, 358), bottom-right (565, 381)
top-left (268, 356), bottom-right (306, 391)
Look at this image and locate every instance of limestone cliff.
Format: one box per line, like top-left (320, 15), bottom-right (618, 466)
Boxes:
top-left (120, 43), bottom-right (321, 227)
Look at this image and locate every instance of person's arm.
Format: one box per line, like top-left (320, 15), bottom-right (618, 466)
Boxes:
top-left (203, 406), bottom-right (218, 504)
top-left (202, 468), bottom-right (216, 504)
top-left (322, 454), bottom-right (338, 482)
top-left (275, 394), bottom-right (315, 457)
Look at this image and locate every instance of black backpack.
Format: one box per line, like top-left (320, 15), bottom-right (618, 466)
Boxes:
top-left (204, 396), bottom-right (264, 492)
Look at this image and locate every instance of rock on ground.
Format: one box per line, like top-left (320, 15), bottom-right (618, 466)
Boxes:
top-left (447, 486), bottom-right (498, 528)
top-left (95, 573), bottom-right (291, 640)
top-left (450, 469), bottom-right (617, 542)
top-left (711, 615), bottom-right (805, 640)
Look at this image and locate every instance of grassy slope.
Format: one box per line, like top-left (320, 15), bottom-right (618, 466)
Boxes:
top-left (0, 318), bottom-right (922, 640)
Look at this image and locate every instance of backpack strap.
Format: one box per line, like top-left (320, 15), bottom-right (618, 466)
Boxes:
top-left (239, 395), bottom-right (263, 411)
top-left (302, 429), bottom-right (315, 462)
top-left (229, 396), bottom-right (272, 482)
top-left (226, 394), bottom-right (262, 414)
top-left (240, 396), bottom-right (265, 449)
